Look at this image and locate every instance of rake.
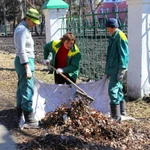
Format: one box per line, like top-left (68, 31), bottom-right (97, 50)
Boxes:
top-left (49, 64), bottom-right (94, 106)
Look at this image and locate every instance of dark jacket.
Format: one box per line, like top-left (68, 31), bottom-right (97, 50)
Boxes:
top-left (105, 29), bottom-right (129, 75)
top-left (44, 40), bottom-right (81, 81)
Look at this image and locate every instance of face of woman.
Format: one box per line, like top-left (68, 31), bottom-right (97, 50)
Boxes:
top-left (63, 40), bottom-right (74, 50)
top-left (27, 18), bottom-right (36, 28)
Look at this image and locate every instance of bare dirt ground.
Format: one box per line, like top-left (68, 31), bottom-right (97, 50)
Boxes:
top-left (0, 42), bottom-right (150, 149)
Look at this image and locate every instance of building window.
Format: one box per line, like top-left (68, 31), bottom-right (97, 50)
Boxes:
top-left (112, 7), bottom-right (116, 12)
top-left (124, 7), bottom-right (127, 11)
top-left (106, 8), bottom-right (110, 13)
top-left (119, 8), bottom-right (122, 12)
top-left (100, 8), bottom-right (104, 14)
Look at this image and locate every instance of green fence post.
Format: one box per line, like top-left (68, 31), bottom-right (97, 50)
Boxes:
top-left (4, 25), bottom-right (7, 36)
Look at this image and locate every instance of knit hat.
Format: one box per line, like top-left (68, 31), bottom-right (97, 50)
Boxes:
top-left (105, 18), bottom-right (119, 28)
top-left (26, 8), bottom-right (40, 25)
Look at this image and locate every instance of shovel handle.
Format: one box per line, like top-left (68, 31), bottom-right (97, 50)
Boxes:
top-left (49, 64), bottom-right (86, 94)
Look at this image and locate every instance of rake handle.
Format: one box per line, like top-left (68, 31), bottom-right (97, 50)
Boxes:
top-left (49, 64), bottom-right (86, 94)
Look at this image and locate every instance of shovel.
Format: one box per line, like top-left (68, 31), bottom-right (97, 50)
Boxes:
top-left (48, 64), bottom-right (94, 105)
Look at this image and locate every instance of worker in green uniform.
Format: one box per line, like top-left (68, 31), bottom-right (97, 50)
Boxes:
top-left (43, 32), bottom-right (81, 84)
top-left (105, 18), bottom-right (129, 120)
top-left (14, 8), bottom-right (40, 128)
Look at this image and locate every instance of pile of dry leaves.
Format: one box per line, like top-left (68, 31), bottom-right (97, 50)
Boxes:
top-left (18, 100), bottom-right (149, 150)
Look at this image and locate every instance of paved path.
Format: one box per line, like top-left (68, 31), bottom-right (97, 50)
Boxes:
top-left (0, 124), bottom-right (16, 150)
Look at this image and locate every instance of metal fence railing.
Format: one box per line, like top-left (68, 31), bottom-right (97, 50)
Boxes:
top-left (0, 24), bottom-right (14, 36)
top-left (0, 23), bottom-right (46, 36)
top-left (60, 11), bottom-right (128, 80)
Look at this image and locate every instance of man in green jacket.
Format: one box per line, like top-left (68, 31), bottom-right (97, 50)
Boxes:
top-left (43, 32), bottom-right (81, 84)
top-left (105, 18), bottom-right (129, 120)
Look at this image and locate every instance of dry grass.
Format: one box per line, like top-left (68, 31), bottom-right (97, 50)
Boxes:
top-left (0, 51), bottom-right (54, 109)
top-left (0, 52), bottom-right (16, 110)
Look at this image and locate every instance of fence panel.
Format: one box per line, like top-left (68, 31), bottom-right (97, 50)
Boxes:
top-left (60, 11), bottom-right (128, 81)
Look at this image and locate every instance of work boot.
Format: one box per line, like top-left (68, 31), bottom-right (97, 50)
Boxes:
top-left (110, 104), bottom-right (121, 121)
top-left (120, 100), bottom-right (126, 116)
top-left (16, 107), bottom-right (22, 127)
top-left (23, 111), bottom-right (39, 129)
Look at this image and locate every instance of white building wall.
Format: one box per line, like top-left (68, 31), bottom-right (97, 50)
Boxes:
top-left (43, 9), bottom-right (68, 43)
top-left (127, 0), bottom-right (150, 98)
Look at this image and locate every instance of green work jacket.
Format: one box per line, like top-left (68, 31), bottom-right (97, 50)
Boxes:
top-left (105, 29), bottom-right (129, 75)
top-left (44, 40), bottom-right (81, 81)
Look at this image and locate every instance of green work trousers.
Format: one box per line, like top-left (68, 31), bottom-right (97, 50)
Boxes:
top-left (14, 57), bottom-right (34, 112)
top-left (108, 74), bottom-right (124, 105)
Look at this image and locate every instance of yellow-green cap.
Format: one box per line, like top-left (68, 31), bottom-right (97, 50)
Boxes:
top-left (26, 8), bottom-right (40, 25)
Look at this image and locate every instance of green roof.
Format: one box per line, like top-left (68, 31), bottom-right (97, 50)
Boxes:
top-left (42, 0), bottom-right (69, 9)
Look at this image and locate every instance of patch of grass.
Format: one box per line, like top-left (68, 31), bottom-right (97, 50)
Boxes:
top-left (0, 52), bottom-right (54, 110)
top-left (126, 99), bottom-right (150, 119)
top-left (34, 69), bottom-right (54, 84)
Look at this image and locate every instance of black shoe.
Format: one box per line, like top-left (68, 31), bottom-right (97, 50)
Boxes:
top-left (23, 111), bottom-right (39, 129)
top-left (120, 100), bottom-right (126, 116)
top-left (16, 107), bottom-right (22, 127)
top-left (110, 104), bottom-right (121, 121)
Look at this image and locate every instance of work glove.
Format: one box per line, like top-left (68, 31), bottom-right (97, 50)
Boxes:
top-left (43, 59), bottom-right (50, 66)
top-left (43, 52), bottom-right (53, 69)
top-left (56, 68), bottom-right (63, 74)
top-left (25, 64), bottom-right (32, 79)
top-left (117, 69), bottom-right (126, 81)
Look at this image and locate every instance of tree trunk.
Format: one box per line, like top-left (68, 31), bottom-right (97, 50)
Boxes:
top-left (17, 0), bottom-right (25, 23)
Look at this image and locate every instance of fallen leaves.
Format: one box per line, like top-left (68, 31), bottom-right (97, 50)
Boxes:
top-left (19, 100), bottom-right (136, 149)
top-left (16, 98), bottom-right (150, 149)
